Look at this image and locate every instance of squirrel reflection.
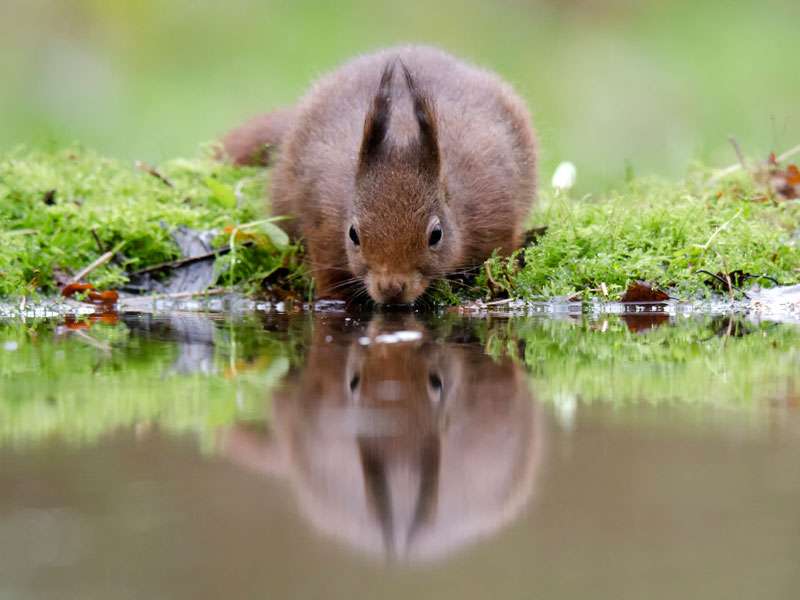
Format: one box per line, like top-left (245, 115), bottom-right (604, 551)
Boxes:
top-left (221, 314), bottom-right (544, 563)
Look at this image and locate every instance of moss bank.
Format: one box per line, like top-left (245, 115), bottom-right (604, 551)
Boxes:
top-left (1, 148), bottom-right (798, 301)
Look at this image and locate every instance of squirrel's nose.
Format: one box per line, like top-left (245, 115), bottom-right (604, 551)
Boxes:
top-left (377, 280), bottom-right (406, 303)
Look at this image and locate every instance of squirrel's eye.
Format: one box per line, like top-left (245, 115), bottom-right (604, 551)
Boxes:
top-left (428, 224), bottom-right (443, 247)
top-left (349, 225), bottom-right (360, 246)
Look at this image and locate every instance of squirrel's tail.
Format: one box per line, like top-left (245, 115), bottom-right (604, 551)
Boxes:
top-left (220, 107), bottom-right (296, 166)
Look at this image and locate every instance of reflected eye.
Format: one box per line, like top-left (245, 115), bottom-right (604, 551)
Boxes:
top-left (349, 373), bottom-right (361, 392)
top-left (349, 225), bottom-right (360, 246)
top-left (428, 372), bottom-right (442, 392)
top-left (428, 223), bottom-right (443, 247)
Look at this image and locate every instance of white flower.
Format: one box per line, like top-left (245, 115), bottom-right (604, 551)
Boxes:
top-left (551, 161), bottom-right (577, 191)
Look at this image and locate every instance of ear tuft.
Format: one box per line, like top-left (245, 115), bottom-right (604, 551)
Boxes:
top-left (400, 61), bottom-right (440, 177)
top-left (358, 61), bottom-right (397, 171)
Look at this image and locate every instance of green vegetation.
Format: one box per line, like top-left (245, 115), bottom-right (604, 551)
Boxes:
top-left (0, 147), bottom-right (306, 298)
top-left (1, 314), bottom-right (797, 446)
top-left (2, 0), bottom-right (799, 189)
top-left (2, 149), bottom-right (798, 301)
top-left (479, 173), bottom-right (800, 300)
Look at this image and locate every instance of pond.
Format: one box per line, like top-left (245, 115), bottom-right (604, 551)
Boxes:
top-left (1, 308), bottom-right (799, 599)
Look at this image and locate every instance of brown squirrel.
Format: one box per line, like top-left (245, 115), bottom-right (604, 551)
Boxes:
top-left (222, 46), bottom-right (537, 304)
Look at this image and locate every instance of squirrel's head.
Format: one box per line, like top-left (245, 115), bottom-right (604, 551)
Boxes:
top-left (346, 61), bottom-right (462, 305)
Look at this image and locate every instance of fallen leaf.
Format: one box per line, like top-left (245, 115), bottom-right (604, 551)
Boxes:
top-left (61, 282), bottom-right (95, 298)
top-left (87, 290), bottom-right (119, 306)
top-left (764, 153), bottom-right (800, 200)
top-left (621, 313), bottom-right (669, 333)
top-left (620, 281), bottom-right (670, 303)
top-left (92, 311), bottom-right (119, 325)
top-left (63, 315), bottom-right (91, 330)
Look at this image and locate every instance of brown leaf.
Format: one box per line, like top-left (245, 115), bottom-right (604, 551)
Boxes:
top-left (765, 153), bottom-right (800, 200)
top-left (63, 315), bottom-right (91, 330)
top-left (621, 313), bottom-right (669, 333)
top-left (620, 281), bottom-right (670, 303)
top-left (87, 290), bottom-right (119, 306)
top-left (61, 282), bottom-right (95, 298)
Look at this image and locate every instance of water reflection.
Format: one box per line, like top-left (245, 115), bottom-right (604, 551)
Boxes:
top-left (222, 313), bottom-right (544, 563)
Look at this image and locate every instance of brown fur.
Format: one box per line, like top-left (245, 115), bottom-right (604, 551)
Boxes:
top-left (221, 46), bottom-right (537, 303)
top-left (221, 107), bottom-right (296, 166)
top-left (220, 314), bottom-right (544, 562)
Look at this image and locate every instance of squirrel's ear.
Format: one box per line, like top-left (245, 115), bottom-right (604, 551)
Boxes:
top-left (401, 62), bottom-right (440, 178)
top-left (358, 61), bottom-right (395, 171)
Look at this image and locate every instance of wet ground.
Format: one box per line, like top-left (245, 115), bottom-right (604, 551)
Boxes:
top-left (1, 309), bottom-right (799, 599)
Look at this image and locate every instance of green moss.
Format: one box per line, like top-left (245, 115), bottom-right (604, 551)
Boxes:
top-left (0, 146), bottom-right (305, 297)
top-left (479, 173), bottom-right (800, 301)
top-left (1, 149), bottom-right (798, 302)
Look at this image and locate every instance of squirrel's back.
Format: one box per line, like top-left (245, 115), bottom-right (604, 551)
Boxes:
top-left (272, 46), bottom-right (536, 250)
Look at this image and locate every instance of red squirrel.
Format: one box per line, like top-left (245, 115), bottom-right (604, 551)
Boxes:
top-left (222, 46), bottom-right (537, 304)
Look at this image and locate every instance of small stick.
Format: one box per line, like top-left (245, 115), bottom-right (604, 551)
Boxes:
top-left (67, 251), bottom-right (115, 285)
top-left (90, 228), bottom-right (106, 253)
top-left (697, 269), bottom-right (732, 291)
top-left (713, 249), bottom-right (735, 302)
top-left (708, 142), bottom-right (800, 185)
top-left (135, 161), bottom-right (174, 187)
top-left (70, 329), bottom-right (112, 353)
top-left (694, 209), bottom-right (742, 251)
top-left (127, 244), bottom-right (249, 277)
top-left (778, 143), bottom-right (800, 163)
top-left (743, 274), bottom-right (781, 286)
top-left (729, 136), bottom-right (748, 172)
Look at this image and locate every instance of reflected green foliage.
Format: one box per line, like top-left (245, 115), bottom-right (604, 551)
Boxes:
top-left (1, 312), bottom-right (798, 447)
top-left (0, 316), bottom-right (293, 446)
top-left (487, 314), bottom-right (800, 407)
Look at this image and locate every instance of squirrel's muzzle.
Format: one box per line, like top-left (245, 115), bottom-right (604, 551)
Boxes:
top-left (368, 272), bottom-right (426, 305)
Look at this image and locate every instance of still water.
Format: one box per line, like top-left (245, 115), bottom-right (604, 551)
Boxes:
top-left (1, 310), bottom-right (799, 599)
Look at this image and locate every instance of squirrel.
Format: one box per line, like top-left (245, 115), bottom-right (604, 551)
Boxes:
top-left (222, 45), bottom-right (537, 304)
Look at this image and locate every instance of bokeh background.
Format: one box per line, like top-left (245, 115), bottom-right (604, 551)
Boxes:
top-left (1, 0), bottom-right (798, 189)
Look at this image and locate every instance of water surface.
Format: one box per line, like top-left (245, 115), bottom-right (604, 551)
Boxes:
top-left (1, 310), bottom-right (799, 599)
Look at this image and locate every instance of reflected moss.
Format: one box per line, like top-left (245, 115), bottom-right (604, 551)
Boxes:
top-left (1, 312), bottom-right (799, 447)
top-left (0, 315), bottom-right (292, 446)
top-left (487, 314), bottom-right (800, 407)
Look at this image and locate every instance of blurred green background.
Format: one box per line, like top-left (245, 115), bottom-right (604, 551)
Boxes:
top-left (1, 0), bottom-right (798, 189)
